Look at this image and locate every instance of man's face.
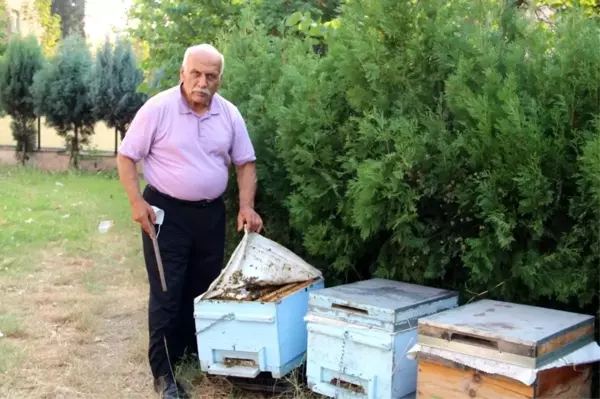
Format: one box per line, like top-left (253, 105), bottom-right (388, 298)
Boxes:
top-left (179, 50), bottom-right (222, 109)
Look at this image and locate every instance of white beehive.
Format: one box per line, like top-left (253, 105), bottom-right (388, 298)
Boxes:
top-left (305, 278), bottom-right (458, 399)
top-left (194, 278), bottom-right (325, 379)
top-left (194, 231), bottom-right (325, 379)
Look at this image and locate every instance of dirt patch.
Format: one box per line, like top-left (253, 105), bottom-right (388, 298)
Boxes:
top-left (0, 246), bottom-right (154, 399)
top-left (0, 229), bottom-right (320, 399)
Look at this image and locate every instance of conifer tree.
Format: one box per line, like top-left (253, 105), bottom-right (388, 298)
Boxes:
top-left (31, 34), bottom-right (96, 168)
top-left (217, 10), bottom-right (323, 260)
top-left (88, 37), bottom-right (146, 142)
top-left (135, 0), bottom-right (599, 309)
top-left (88, 38), bottom-right (112, 131)
top-left (267, 0), bottom-right (600, 305)
top-left (109, 37), bottom-right (147, 140)
top-left (0, 35), bottom-right (44, 163)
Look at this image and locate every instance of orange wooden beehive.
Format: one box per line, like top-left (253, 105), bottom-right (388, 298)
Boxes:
top-left (412, 299), bottom-right (597, 399)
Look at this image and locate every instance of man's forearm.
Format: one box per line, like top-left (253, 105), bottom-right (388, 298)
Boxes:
top-left (236, 162), bottom-right (257, 209)
top-left (116, 153), bottom-right (143, 205)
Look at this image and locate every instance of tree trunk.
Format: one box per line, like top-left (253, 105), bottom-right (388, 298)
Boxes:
top-left (72, 126), bottom-right (79, 169)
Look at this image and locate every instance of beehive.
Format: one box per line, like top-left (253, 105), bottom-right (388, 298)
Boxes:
top-left (414, 299), bottom-right (597, 399)
top-left (194, 277), bottom-right (325, 379)
top-left (305, 278), bottom-right (459, 399)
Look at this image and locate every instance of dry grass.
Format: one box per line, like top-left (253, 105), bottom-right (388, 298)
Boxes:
top-left (0, 165), bottom-right (323, 399)
top-left (174, 361), bottom-right (319, 399)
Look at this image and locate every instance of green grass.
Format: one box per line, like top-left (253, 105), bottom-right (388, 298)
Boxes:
top-left (0, 164), bottom-right (321, 398)
top-left (0, 165), bottom-right (139, 277)
top-left (0, 312), bottom-right (25, 338)
top-left (0, 311), bottom-right (25, 374)
top-left (0, 340), bottom-right (24, 374)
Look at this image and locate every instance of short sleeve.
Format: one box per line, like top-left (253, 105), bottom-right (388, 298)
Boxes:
top-left (230, 107), bottom-right (257, 166)
top-left (118, 102), bottom-right (158, 162)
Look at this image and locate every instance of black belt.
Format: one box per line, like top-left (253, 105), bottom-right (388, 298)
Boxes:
top-left (147, 184), bottom-right (220, 207)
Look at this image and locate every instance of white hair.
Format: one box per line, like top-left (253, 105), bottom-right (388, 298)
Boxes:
top-left (182, 44), bottom-right (224, 79)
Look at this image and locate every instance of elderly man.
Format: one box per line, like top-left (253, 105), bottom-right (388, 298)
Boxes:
top-left (116, 43), bottom-right (262, 399)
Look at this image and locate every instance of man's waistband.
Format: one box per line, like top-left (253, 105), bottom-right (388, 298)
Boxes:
top-left (146, 185), bottom-right (222, 207)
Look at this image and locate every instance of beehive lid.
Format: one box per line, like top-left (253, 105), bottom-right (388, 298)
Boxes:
top-left (307, 278), bottom-right (458, 332)
top-left (417, 299), bottom-right (595, 368)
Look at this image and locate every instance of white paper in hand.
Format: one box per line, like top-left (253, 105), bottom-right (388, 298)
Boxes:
top-left (151, 206), bottom-right (165, 225)
top-left (199, 229), bottom-right (322, 301)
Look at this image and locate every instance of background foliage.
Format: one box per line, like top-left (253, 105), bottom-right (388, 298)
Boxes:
top-left (88, 37), bottom-right (147, 140)
top-left (31, 34), bottom-right (97, 167)
top-left (0, 0), bottom-right (594, 392)
top-left (0, 0), bottom-right (594, 389)
top-left (50, 0), bottom-right (85, 37)
top-left (126, 0), bottom-right (342, 94)
top-left (125, 0), bottom-right (599, 313)
top-left (21, 0), bottom-right (61, 56)
top-left (0, 35), bottom-right (44, 161)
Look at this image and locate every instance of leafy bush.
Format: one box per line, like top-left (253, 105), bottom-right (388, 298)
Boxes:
top-left (127, 0), bottom-right (342, 95)
top-left (218, 0), bottom-right (599, 305)
top-left (127, 0), bottom-right (241, 94)
top-left (215, 10), bottom-right (323, 264)
top-left (127, 0), bottom-right (599, 308)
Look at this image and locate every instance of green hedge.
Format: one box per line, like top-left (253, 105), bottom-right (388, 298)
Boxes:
top-left (217, 0), bottom-right (600, 307)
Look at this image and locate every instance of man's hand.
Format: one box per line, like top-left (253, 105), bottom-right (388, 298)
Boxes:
top-left (117, 153), bottom-right (156, 237)
top-left (235, 161), bottom-right (261, 233)
top-left (131, 198), bottom-right (156, 238)
top-left (238, 206), bottom-right (263, 233)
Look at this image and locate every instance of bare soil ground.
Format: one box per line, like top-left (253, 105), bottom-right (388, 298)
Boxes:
top-left (0, 166), bottom-right (317, 399)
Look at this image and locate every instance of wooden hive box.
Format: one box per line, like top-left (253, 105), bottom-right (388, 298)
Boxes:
top-left (414, 299), bottom-right (597, 399)
top-left (193, 277), bottom-right (325, 379)
top-left (305, 278), bottom-right (459, 399)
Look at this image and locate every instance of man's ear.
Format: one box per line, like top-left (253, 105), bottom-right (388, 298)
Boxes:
top-left (179, 66), bottom-right (185, 83)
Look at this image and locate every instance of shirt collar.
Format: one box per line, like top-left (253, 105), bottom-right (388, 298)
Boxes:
top-left (178, 83), bottom-right (221, 116)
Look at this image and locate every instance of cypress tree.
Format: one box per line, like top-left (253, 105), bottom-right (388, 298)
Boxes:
top-left (88, 37), bottom-right (146, 142)
top-left (31, 34), bottom-right (96, 168)
top-left (0, 35), bottom-right (44, 162)
top-left (110, 37), bottom-right (147, 140)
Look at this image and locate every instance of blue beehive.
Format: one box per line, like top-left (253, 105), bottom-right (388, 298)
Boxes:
top-left (305, 278), bottom-right (458, 399)
top-left (194, 277), bottom-right (325, 379)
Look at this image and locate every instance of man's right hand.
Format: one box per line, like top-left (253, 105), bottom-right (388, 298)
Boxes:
top-left (131, 198), bottom-right (156, 238)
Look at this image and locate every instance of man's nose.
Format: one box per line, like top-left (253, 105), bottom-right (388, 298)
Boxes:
top-left (197, 74), bottom-right (208, 88)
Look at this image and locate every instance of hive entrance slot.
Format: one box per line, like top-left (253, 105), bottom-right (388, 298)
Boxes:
top-left (330, 378), bottom-right (365, 394)
top-left (223, 358), bottom-right (256, 368)
top-left (331, 303), bottom-right (369, 315)
top-left (449, 333), bottom-right (498, 350)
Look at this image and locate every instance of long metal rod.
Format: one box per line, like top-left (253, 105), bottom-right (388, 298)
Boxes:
top-left (148, 223), bottom-right (167, 292)
top-left (148, 221), bottom-right (175, 397)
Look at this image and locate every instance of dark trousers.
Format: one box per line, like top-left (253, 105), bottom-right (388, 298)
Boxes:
top-left (141, 185), bottom-right (225, 380)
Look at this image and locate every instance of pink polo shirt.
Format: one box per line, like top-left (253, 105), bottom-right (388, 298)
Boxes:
top-left (119, 85), bottom-right (256, 201)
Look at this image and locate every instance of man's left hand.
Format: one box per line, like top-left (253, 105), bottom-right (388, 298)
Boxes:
top-left (238, 206), bottom-right (263, 233)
